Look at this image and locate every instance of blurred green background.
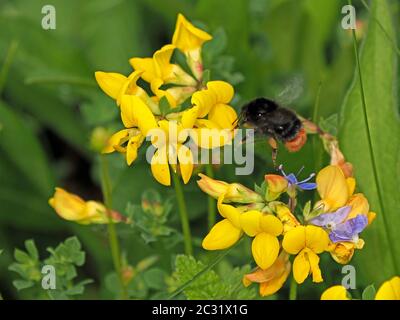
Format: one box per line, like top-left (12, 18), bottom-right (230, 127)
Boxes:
top-left (0, 0), bottom-right (399, 299)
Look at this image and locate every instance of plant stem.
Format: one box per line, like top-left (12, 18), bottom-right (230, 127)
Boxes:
top-left (289, 277), bottom-right (297, 300)
top-left (205, 163), bottom-right (217, 229)
top-left (172, 171), bottom-right (193, 255)
top-left (100, 155), bottom-right (127, 299)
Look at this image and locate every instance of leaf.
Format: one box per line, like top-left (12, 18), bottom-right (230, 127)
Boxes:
top-left (159, 96), bottom-right (171, 116)
top-left (25, 240), bottom-right (39, 261)
top-left (0, 101), bottom-right (54, 195)
top-left (362, 284), bottom-right (376, 300)
top-left (339, 0), bottom-right (400, 283)
top-left (143, 268), bottom-right (166, 290)
top-left (12, 280), bottom-right (35, 291)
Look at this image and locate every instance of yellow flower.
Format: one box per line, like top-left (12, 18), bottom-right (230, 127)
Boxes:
top-left (130, 44), bottom-right (197, 107)
top-left (240, 210), bottom-right (283, 269)
top-left (321, 285), bottom-right (350, 300)
top-left (190, 81), bottom-right (237, 149)
top-left (202, 194), bottom-right (243, 250)
top-left (150, 107), bottom-right (200, 186)
top-left (243, 252), bottom-right (291, 297)
top-left (48, 188), bottom-right (122, 224)
top-left (130, 44), bottom-right (196, 86)
top-left (315, 165), bottom-right (354, 212)
top-left (102, 95), bottom-right (157, 165)
top-left (197, 173), bottom-right (264, 203)
top-left (265, 174), bottom-right (288, 201)
top-left (95, 70), bottom-right (153, 108)
top-left (172, 13), bottom-right (212, 79)
top-left (375, 276), bottom-right (400, 300)
top-left (282, 225), bottom-right (329, 284)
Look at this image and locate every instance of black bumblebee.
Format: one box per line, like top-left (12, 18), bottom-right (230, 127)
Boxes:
top-left (238, 97), bottom-right (307, 164)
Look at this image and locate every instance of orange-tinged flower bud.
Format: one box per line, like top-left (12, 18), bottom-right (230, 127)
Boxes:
top-left (265, 174), bottom-right (288, 201)
top-left (197, 174), bottom-right (263, 203)
top-left (49, 188), bottom-right (123, 225)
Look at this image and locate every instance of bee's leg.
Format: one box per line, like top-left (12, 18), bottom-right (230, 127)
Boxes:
top-left (267, 137), bottom-right (278, 168)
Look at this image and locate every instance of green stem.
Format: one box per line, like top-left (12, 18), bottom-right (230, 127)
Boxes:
top-left (289, 277), bottom-right (297, 300)
top-left (348, 0), bottom-right (399, 273)
top-left (312, 82), bottom-right (324, 202)
top-left (24, 75), bottom-right (96, 87)
top-left (172, 171), bottom-right (193, 255)
top-left (0, 40), bottom-right (18, 95)
top-left (100, 155), bottom-right (128, 299)
top-left (205, 163), bottom-right (216, 229)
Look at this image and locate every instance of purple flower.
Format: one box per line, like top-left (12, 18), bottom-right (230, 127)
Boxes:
top-left (329, 215), bottom-right (368, 243)
top-left (278, 165), bottom-right (317, 191)
top-left (310, 206), bottom-right (368, 243)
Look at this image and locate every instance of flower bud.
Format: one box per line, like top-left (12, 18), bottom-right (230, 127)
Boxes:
top-left (264, 174), bottom-right (288, 201)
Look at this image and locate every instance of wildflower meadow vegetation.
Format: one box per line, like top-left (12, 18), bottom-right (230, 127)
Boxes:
top-left (0, 0), bottom-right (399, 301)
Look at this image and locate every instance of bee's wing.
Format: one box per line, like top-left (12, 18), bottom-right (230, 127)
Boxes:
top-left (275, 75), bottom-right (304, 106)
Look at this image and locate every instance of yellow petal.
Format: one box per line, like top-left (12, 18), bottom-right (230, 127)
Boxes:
top-left (208, 104), bottom-right (237, 130)
top-left (181, 106), bottom-right (199, 129)
top-left (151, 147), bottom-right (171, 186)
top-left (367, 211), bottom-right (376, 225)
top-left (321, 285), bottom-right (349, 300)
top-left (217, 194), bottom-right (241, 228)
top-left (151, 78), bottom-right (177, 107)
top-left (48, 188), bottom-right (86, 221)
top-left (346, 177), bottom-right (356, 197)
top-left (190, 125), bottom-right (232, 149)
top-left (95, 71), bottom-right (127, 100)
top-left (102, 129), bottom-right (130, 153)
top-left (293, 249), bottom-right (310, 284)
top-left (240, 210), bottom-right (262, 237)
top-left (116, 70), bottom-right (145, 106)
top-left (172, 13), bottom-right (212, 53)
top-left (375, 276), bottom-right (400, 300)
top-left (130, 95), bottom-right (158, 136)
top-left (307, 249), bottom-right (323, 282)
top-left (126, 135), bottom-right (143, 166)
top-left (316, 165), bottom-right (349, 211)
top-left (120, 95), bottom-right (138, 128)
top-left (260, 214), bottom-right (283, 236)
top-left (305, 225), bottom-right (330, 254)
top-left (346, 193), bottom-right (370, 219)
top-left (129, 57), bottom-right (156, 83)
top-left (251, 233), bottom-right (280, 270)
top-left (329, 242), bottom-right (355, 264)
top-left (178, 144), bottom-right (193, 184)
top-left (82, 201), bottom-right (108, 224)
top-left (207, 81), bottom-right (234, 105)
top-left (282, 226), bottom-right (306, 254)
top-left (275, 204), bottom-right (300, 233)
top-left (202, 219), bottom-right (242, 250)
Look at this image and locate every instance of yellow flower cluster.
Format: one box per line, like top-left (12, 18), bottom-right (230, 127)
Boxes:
top-left (198, 164), bottom-right (376, 296)
top-left (95, 14), bottom-right (237, 186)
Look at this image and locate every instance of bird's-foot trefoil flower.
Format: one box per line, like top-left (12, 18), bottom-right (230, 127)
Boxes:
top-left (49, 188), bottom-right (124, 224)
top-left (282, 225), bottom-right (329, 284)
top-left (243, 251), bottom-right (291, 297)
top-left (172, 13), bottom-right (212, 80)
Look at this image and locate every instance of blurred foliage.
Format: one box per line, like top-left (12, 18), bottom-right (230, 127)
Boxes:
top-left (0, 0), bottom-right (399, 300)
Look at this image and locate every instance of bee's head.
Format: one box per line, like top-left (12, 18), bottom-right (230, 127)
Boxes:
top-left (239, 97), bottom-right (278, 127)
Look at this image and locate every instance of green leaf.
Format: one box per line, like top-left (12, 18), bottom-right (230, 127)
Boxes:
top-left (339, 0), bottom-right (400, 283)
top-left (12, 280), bottom-right (35, 291)
top-left (25, 240), bottom-right (39, 261)
top-left (362, 284), bottom-right (376, 300)
top-left (143, 268), bottom-right (166, 290)
top-left (159, 96), bottom-right (171, 116)
top-left (0, 101), bottom-right (54, 195)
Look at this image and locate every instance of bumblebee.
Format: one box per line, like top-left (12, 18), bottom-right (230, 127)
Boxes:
top-left (238, 97), bottom-right (307, 164)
